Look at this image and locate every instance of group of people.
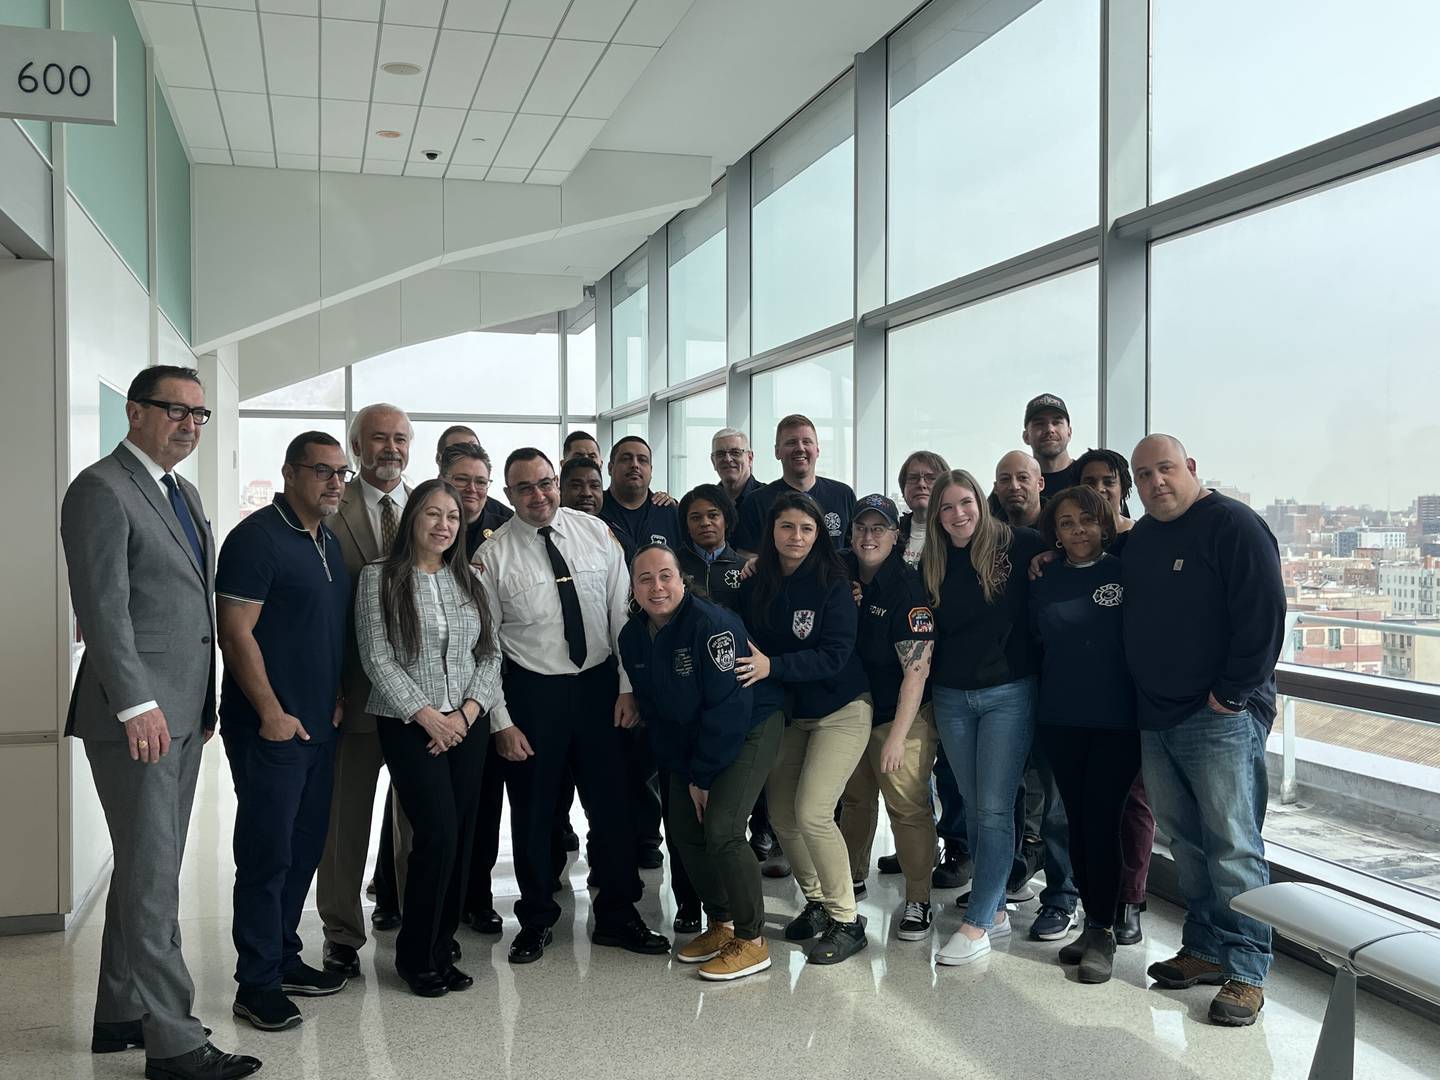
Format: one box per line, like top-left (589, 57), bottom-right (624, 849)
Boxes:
top-left (60, 366), bottom-right (1287, 1080)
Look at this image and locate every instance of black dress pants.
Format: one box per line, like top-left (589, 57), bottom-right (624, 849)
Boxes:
top-left (377, 716), bottom-right (487, 974)
top-left (464, 740), bottom-right (571, 914)
top-left (373, 786), bottom-right (400, 911)
top-left (622, 726), bottom-right (664, 851)
top-left (503, 661), bottom-right (643, 930)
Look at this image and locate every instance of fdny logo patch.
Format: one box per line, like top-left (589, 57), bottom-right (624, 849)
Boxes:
top-left (707, 631), bottom-right (736, 672)
top-left (1093, 583), bottom-right (1124, 607)
top-left (723, 568), bottom-right (743, 590)
top-left (650, 534), bottom-right (670, 546)
top-left (908, 607), bottom-right (934, 634)
top-left (823, 512), bottom-right (842, 537)
top-left (793, 609), bottom-right (815, 640)
top-left (673, 648), bottom-right (694, 676)
top-left (868, 605), bottom-right (888, 619)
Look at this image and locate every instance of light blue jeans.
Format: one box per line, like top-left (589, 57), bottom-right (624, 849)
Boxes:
top-left (932, 677), bottom-right (1037, 930)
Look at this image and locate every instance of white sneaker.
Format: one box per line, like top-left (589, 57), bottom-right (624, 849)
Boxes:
top-left (988, 914), bottom-right (1012, 939)
top-left (936, 928), bottom-right (992, 966)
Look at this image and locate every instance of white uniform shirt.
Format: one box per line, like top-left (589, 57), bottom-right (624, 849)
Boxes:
top-left (476, 506), bottom-right (633, 733)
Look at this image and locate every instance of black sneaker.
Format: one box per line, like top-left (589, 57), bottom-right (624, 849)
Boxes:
top-left (877, 853), bottom-right (901, 875)
top-left (1005, 839), bottom-right (1044, 902)
top-left (896, 901), bottom-right (933, 941)
top-left (280, 962), bottom-right (347, 997)
top-left (808, 915), bottom-right (868, 965)
top-left (784, 900), bottom-right (832, 942)
top-left (233, 988), bottom-right (301, 1031)
top-left (1030, 905), bottom-right (1079, 941)
top-left (932, 850), bottom-right (973, 890)
top-left (852, 877), bottom-right (867, 900)
top-left (749, 829), bottom-right (776, 860)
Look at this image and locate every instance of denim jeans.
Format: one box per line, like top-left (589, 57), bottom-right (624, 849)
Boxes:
top-left (1141, 706), bottom-right (1273, 986)
top-left (932, 678), bottom-right (1037, 930)
top-left (932, 744), bottom-right (968, 853)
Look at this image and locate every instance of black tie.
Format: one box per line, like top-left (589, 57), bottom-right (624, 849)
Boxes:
top-left (538, 525), bottom-right (587, 670)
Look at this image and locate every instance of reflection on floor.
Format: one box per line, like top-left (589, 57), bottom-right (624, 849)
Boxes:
top-left (2, 746), bottom-right (1437, 1080)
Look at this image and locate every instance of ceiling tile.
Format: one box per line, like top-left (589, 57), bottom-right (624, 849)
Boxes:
top-left (320, 97), bottom-right (368, 156)
top-left (271, 95), bottom-right (320, 153)
top-left (570, 43), bottom-right (654, 119)
top-left (492, 113), bottom-right (560, 170)
top-left (534, 115), bottom-right (604, 172)
top-left (321, 18), bottom-right (378, 99)
top-left (217, 90), bottom-right (275, 151)
top-left (500, 0), bottom-right (569, 37)
top-left (277, 152), bottom-right (320, 169)
top-left (410, 106), bottom-right (467, 160)
top-left (485, 167), bottom-right (528, 183)
top-left (166, 86), bottom-right (230, 147)
top-left (423, 29), bottom-right (493, 109)
top-left (262, 13), bottom-right (319, 97)
top-left (384, 0), bottom-right (445, 26)
top-left (366, 102), bottom-right (419, 159)
top-left (260, 0), bottom-right (319, 13)
top-left (322, 0), bottom-right (380, 17)
top-left (190, 147), bottom-right (235, 164)
top-left (197, 0), bottom-right (257, 9)
top-left (404, 161), bottom-right (447, 177)
top-left (558, 0), bottom-right (634, 42)
top-left (527, 169), bottom-right (569, 184)
top-left (134, 3), bottom-right (213, 88)
top-left (445, 164), bottom-right (490, 180)
top-left (233, 149), bottom-right (278, 167)
top-left (614, 0), bottom-right (691, 47)
top-left (442, 0), bottom-right (507, 33)
top-left (364, 159), bottom-right (405, 175)
top-left (321, 155), bottom-right (362, 172)
top-left (521, 39), bottom-right (603, 115)
top-left (199, 7), bottom-right (269, 92)
top-left (472, 34), bottom-right (547, 113)
top-left (373, 23), bottom-right (437, 105)
top-left (451, 109), bottom-right (510, 165)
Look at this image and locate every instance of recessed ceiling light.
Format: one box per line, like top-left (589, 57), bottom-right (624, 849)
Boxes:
top-left (380, 61), bottom-right (422, 76)
top-left (375, 129), bottom-right (402, 139)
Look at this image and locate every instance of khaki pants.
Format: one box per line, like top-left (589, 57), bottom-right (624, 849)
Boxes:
top-left (839, 704), bottom-right (939, 902)
top-left (767, 696), bottom-right (872, 923)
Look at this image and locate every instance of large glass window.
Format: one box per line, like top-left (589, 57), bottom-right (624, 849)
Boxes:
top-left (351, 332), bottom-right (558, 415)
top-left (1151, 155), bottom-right (1440, 689)
top-left (239, 368), bottom-right (345, 411)
top-left (888, 0), bottom-right (1100, 299)
top-left (667, 387), bottom-right (727, 498)
top-left (611, 249), bottom-right (648, 406)
top-left (885, 266), bottom-right (1098, 501)
top-left (751, 74), bottom-right (854, 354)
top-left (751, 347), bottom-right (854, 486)
top-left (1151, 0), bottom-right (1440, 201)
top-left (612, 412), bottom-right (648, 449)
top-left (667, 182), bottom-right (727, 383)
top-left (566, 308), bottom-right (597, 417)
top-left (409, 420), bottom-right (561, 495)
top-left (238, 416), bottom-right (347, 521)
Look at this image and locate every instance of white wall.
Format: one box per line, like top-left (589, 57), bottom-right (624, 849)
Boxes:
top-left (198, 344), bottom-right (240, 544)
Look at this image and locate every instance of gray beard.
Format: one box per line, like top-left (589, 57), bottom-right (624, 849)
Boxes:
top-left (373, 463), bottom-right (402, 482)
top-left (319, 503), bottom-right (339, 518)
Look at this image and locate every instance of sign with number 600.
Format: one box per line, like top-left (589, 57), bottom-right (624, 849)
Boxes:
top-left (0, 26), bottom-right (115, 126)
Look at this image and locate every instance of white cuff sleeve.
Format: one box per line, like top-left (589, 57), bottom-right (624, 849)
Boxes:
top-left (488, 704), bottom-right (514, 734)
top-left (117, 700), bottom-right (159, 724)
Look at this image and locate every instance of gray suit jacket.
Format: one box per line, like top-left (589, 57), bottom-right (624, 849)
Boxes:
top-left (61, 443), bottom-right (217, 741)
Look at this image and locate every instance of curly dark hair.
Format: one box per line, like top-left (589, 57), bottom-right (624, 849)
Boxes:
top-left (1039, 484), bottom-right (1118, 551)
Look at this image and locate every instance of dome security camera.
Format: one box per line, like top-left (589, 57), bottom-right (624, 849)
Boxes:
top-left (423, 150), bottom-right (440, 162)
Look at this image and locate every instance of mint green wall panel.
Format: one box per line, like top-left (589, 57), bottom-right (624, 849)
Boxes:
top-left (2, 0), bottom-right (52, 160)
top-left (156, 87), bottom-right (190, 342)
top-left (63, 0), bottom-right (148, 285)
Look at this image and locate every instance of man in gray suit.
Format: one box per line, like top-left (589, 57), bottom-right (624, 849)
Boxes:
top-left (61, 365), bottom-right (260, 1080)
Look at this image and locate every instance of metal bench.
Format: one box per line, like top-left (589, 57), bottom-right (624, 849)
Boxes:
top-left (1232, 882), bottom-right (1440, 1080)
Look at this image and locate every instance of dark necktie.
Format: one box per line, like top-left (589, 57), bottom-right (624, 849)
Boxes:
top-left (161, 474), bottom-right (205, 570)
top-left (379, 494), bottom-right (399, 554)
top-left (538, 525), bottom-right (587, 670)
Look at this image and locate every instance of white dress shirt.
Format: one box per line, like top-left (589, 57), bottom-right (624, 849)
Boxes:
top-left (476, 506), bottom-right (633, 733)
top-left (115, 440), bottom-right (180, 724)
top-left (360, 476), bottom-right (408, 547)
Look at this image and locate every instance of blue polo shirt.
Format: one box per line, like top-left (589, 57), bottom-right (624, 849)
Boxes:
top-left (216, 494), bottom-right (351, 741)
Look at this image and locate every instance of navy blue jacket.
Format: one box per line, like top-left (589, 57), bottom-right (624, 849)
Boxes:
top-left (733, 476), bottom-right (857, 553)
top-left (599, 490), bottom-right (682, 565)
top-left (678, 541), bottom-right (747, 611)
top-left (619, 593), bottom-right (758, 789)
top-left (739, 559), bottom-right (868, 720)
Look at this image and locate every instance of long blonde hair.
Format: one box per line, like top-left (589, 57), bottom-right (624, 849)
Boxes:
top-left (921, 469), bottom-right (1014, 607)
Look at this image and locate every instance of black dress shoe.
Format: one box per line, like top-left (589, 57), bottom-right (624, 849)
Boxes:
top-left (463, 908), bottom-right (504, 934)
top-left (443, 965), bottom-right (474, 991)
top-left (508, 926), bottom-right (553, 964)
top-left (322, 942), bottom-right (361, 978)
top-left (637, 845), bottom-right (664, 870)
top-left (93, 1022), bottom-right (212, 1054)
top-left (673, 907), bottom-right (702, 934)
top-left (749, 829), bottom-right (776, 860)
top-left (1115, 902), bottom-right (1145, 945)
top-left (371, 907), bottom-right (401, 932)
top-left (144, 1041), bottom-right (261, 1080)
top-left (449, 940), bottom-right (462, 962)
top-left (593, 917), bottom-right (670, 955)
top-left (396, 966), bottom-right (449, 998)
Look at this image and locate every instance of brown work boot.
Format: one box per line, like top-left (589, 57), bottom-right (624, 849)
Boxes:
top-left (1147, 952), bottom-right (1226, 989)
top-left (676, 922), bottom-right (734, 964)
top-left (1209, 981), bottom-right (1264, 1026)
top-left (698, 937), bottom-right (772, 982)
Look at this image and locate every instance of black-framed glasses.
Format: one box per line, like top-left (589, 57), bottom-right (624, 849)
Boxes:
top-left (448, 476), bottom-right (491, 490)
top-left (294, 463), bottom-right (355, 483)
top-left (136, 398), bottom-right (212, 424)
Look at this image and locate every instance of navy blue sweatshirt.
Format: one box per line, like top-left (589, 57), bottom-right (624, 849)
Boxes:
top-left (847, 551), bottom-right (934, 726)
top-left (618, 593), bottom-right (758, 789)
top-left (599, 490), bottom-right (682, 565)
top-left (739, 559), bottom-right (869, 720)
top-left (733, 476), bottom-right (857, 553)
top-left (1121, 492), bottom-right (1286, 730)
top-left (931, 526), bottom-right (1049, 690)
top-left (678, 541), bottom-right (747, 611)
top-left (1029, 555), bottom-right (1136, 729)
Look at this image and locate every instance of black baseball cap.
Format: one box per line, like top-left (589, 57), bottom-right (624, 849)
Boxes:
top-left (851, 494), bottom-right (900, 528)
top-left (1024, 393), bottom-right (1069, 424)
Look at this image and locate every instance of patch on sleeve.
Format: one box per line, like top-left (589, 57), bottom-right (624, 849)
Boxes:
top-left (907, 606), bottom-right (934, 634)
top-left (707, 631), bottom-right (736, 672)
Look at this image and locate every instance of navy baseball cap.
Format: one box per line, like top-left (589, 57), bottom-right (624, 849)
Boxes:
top-left (851, 494), bottom-right (900, 527)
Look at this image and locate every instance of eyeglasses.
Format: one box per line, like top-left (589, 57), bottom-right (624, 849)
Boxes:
top-left (904, 472), bottom-right (938, 487)
top-left (711, 448), bottom-right (747, 461)
top-left (852, 523), bottom-right (895, 539)
top-left (448, 476), bottom-right (490, 490)
top-left (137, 398), bottom-right (212, 424)
top-left (511, 477), bottom-right (558, 499)
top-left (294, 463), bottom-right (355, 483)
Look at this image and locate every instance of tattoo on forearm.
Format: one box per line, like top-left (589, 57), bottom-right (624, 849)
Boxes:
top-left (894, 639), bottom-right (933, 672)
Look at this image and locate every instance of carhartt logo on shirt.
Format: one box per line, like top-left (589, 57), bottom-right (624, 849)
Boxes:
top-left (1172, 559), bottom-right (1184, 572)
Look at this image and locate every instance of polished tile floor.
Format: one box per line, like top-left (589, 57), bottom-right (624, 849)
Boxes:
top-left (3, 748), bottom-right (1438, 1080)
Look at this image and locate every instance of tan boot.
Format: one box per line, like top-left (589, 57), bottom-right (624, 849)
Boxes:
top-left (676, 923), bottom-right (734, 964)
top-left (698, 938), bottom-right (772, 982)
